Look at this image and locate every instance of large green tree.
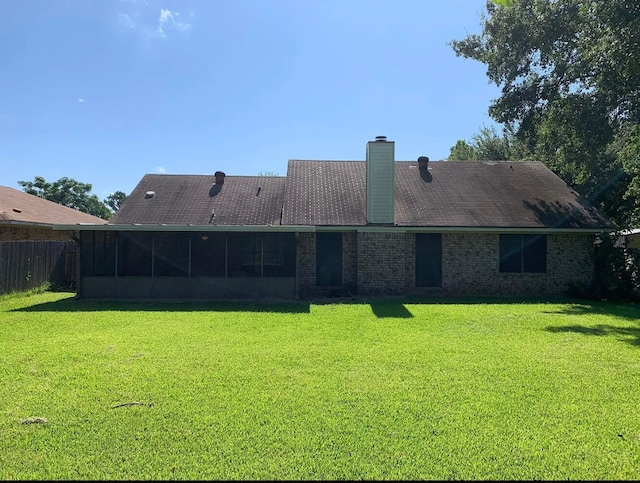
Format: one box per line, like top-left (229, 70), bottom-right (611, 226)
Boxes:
top-left (450, 0), bottom-right (640, 227)
top-left (104, 191), bottom-right (127, 212)
top-left (18, 176), bottom-right (115, 220)
top-left (448, 126), bottom-right (525, 160)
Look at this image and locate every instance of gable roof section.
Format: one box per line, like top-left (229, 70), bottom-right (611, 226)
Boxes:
top-left (110, 174), bottom-right (285, 226)
top-left (283, 160), bottom-right (615, 230)
top-left (283, 160), bottom-right (366, 226)
top-left (0, 185), bottom-right (107, 225)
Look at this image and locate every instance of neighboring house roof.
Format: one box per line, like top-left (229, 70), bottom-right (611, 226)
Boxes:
top-left (0, 185), bottom-right (107, 225)
top-left (105, 160), bottom-right (614, 231)
top-left (283, 160), bottom-right (615, 229)
top-left (110, 174), bottom-right (285, 226)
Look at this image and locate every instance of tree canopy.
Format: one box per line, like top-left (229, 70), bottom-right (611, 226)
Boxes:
top-left (448, 126), bottom-right (525, 161)
top-left (450, 0), bottom-right (640, 228)
top-left (18, 176), bottom-right (125, 220)
top-left (105, 191), bottom-right (127, 212)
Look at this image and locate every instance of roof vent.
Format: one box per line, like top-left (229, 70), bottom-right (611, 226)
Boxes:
top-left (12, 208), bottom-right (22, 213)
top-left (375, 135), bottom-right (387, 142)
top-left (145, 191), bottom-right (155, 199)
top-left (214, 171), bottom-right (225, 185)
top-left (418, 156), bottom-right (429, 170)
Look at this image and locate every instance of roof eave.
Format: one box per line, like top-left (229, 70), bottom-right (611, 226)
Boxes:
top-left (53, 223), bottom-right (615, 234)
top-left (53, 224), bottom-right (315, 232)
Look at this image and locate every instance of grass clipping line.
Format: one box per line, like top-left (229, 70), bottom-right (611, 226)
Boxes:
top-left (20, 417), bottom-right (48, 424)
top-left (111, 402), bottom-right (154, 409)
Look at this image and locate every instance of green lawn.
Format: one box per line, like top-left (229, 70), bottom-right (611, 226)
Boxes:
top-left (1, 292), bottom-right (639, 480)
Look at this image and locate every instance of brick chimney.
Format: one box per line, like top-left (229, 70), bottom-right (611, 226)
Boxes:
top-left (366, 136), bottom-right (395, 224)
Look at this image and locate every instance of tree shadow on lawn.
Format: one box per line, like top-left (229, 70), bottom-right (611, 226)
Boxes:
top-left (545, 324), bottom-right (640, 347)
top-left (542, 299), bottom-right (640, 321)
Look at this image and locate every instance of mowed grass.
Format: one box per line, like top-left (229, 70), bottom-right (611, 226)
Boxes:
top-left (1, 292), bottom-right (640, 480)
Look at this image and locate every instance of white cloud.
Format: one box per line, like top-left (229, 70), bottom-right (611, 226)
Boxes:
top-left (156, 166), bottom-right (166, 174)
top-left (78, 98), bottom-right (85, 103)
top-left (118, 4), bottom-right (190, 40)
top-left (156, 8), bottom-right (191, 38)
top-left (118, 13), bottom-right (134, 28)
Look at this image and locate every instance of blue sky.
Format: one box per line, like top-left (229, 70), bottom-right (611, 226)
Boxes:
top-left (2, 0), bottom-right (500, 199)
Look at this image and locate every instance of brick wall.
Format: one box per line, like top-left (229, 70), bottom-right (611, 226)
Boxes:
top-left (297, 230), bottom-right (595, 298)
top-left (0, 225), bottom-right (71, 241)
top-left (298, 231), bottom-right (358, 297)
top-left (440, 232), bottom-right (594, 296)
top-left (357, 232), bottom-right (411, 295)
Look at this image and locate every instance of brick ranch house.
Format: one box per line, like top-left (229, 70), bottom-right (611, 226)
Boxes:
top-left (0, 186), bottom-right (106, 294)
top-left (57, 136), bottom-right (615, 300)
top-left (0, 186), bottom-right (105, 241)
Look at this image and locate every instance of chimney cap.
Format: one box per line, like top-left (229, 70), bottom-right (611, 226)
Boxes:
top-left (374, 135), bottom-right (387, 142)
top-left (214, 171), bottom-right (226, 184)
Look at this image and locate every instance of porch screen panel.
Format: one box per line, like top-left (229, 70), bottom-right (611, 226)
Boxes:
top-left (263, 233), bottom-right (296, 277)
top-left (81, 231), bottom-right (116, 276)
top-left (316, 232), bottom-right (342, 286)
top-left (415, 233), bottom-right (442, 287)
top-left (117, 232), bottom-right (152, 276)
top-left (154, 232), bottom-right (189, 277)
top-left (80, 231), bottom-right (94, 276)
top-left (191, 233), bottom-right (225, 277)
top-left (228, 233), bottom-right (261, 277)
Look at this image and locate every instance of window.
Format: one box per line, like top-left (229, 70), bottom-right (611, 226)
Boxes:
top-left (316, 232), bottom-right (342, 286)
top-left (416, 233), bottom-right (442, 287)
top-left (499, 234), bottom-right (547, 273)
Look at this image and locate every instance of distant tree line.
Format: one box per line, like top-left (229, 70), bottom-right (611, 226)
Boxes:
top-left (18, 176), bottom-right (127, 220)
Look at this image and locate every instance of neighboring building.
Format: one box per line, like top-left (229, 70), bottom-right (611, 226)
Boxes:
top-left (0, 186), bottom-right (106, 240)
top-left (0, 186), bottom-right (107, 294)
top-left (622, 229), bottom-right (640, 250)
top-left (58, 137), bottom-right (615, 300)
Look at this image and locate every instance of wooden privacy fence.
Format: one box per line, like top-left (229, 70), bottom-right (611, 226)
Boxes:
top-left (0, 241), bottom-right (77, 295)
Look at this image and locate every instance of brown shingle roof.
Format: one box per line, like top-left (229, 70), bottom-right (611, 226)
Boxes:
top-left (111, 161), bottom-right (614, 231)
top-left (283, 160), bottom-right (614, 230)
top-left (0, 186), bottom-right (107, 225)
top-left (110, 174), bottom-right (285, 226)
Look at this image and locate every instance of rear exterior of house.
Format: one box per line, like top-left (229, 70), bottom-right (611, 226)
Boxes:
top-left (60, 137), bottom-right (615, 300)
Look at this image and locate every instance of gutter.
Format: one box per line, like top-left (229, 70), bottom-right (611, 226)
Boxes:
top-left (52, 223), bottom-right (614, 235)
top-left (53, 224), bottom-right (315, 232)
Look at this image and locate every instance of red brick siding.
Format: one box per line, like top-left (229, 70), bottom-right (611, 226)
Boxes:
top-left (0, 225), bottom-right (71, 241)
top-left (297, 231), bottom-right (595, 298)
